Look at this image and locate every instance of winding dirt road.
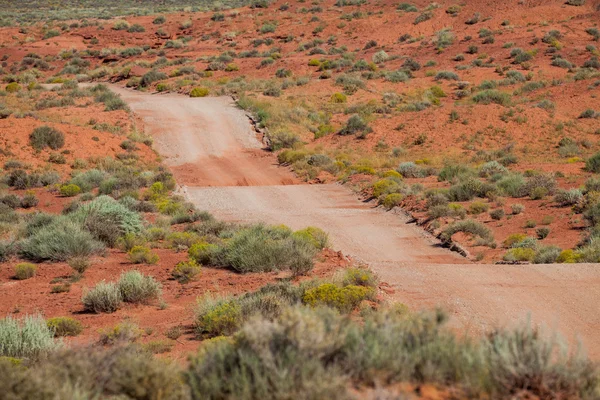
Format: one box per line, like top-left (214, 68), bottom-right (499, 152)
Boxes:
top-left (113, 86), bottom-right (600, 358)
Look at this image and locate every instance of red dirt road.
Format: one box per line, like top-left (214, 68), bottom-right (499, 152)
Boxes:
top-left (114, 86), bottom-right (600, 358)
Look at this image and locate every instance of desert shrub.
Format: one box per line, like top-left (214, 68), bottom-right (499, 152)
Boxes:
top-left (59, 184), bottom-right (81, 197)
top-left (551, 57), bottom-right (573, 69)
top-left (70, 169), bottom-right (106, 192)
top-left (441, 219), bottom-right (493, 243)
top-left (195, 295), bottom-right (241, 338)
top-left (580, 109), bottom-right (598, 119)
top-left (303, 283), bottom-right (373, 312)
top-left (414, 11), bottom-right (432, 25)
top-left (292, 226), bottom-right (329, 249)
top-left (479, 161), bottom-right (508, 177)
top-left (557, 249), bottom-right (580, 263)
top-left (14, 262), bottom-right (37, 280)
top-left (338, 267), bottom-right (378, 288)
top-left (140, 70), bottom-right (168, 87)
top-left (68, 256), bottom-right (91, 273)
top-left (128, 246), bottom-right (159, 264)
top-left (586, 152), bottom-right (600, 172)
top-left (5, 82), bottom-right (21, 93)
top-left (503, 233), bottom-right (528, 248)
top-left (330, 92), bottom-right (347, 103)
top-left (340, 115), bottom-right (371, 136)
top-left (503, 247), bottom-right (536, 262)
top-left (1, 194), bottom-right (21, 209)
top-left (99, 321), bottom-right (141, 345)
top-left (533, 246), bottom-right (561, 264)
top-left (190, 87), bottom-right (209, 97)
top-left (566, 0), bottom-right (585, 5)
top-left (29, 126), bottom-right (64, 151)
top-left (497, 174), bottom-right (525, 197)
top-left (382, 193), bottom-right (403, 209)
top-left (113, 20), bottom-right (130, 30)
top-left (554, 189), bottom-right (583, 206)
top-left (153, 15), bottom-right (166, 24)
top-left (0, 345), bottom-right (187, 398)
top-left (385, 70), bottom-right (411, 83)
top-left (69, 199), bottom-right (138, 246)
top-left (522, 174), bottom-right (557, 198)
top-left (490, 209), bottom-right (505, 220)
top-left (127, 24), bottom-right (145, 33)
top-left (20, 192), bottom-right (38, 208)
top-left (397, 162), bottom-right (427, 178)
top-left (472, 90), bottom-right (511, 106)
top-left (220, 224), bottom-right (317, 275)
top-left (447, 178), bottom-right (497, 201)
top-left (469, 201), bottom-right (489, 215)
top-left (188, 242), bottom-right (219, 265)
top-left (46, 317), bottom-right (83, 337)
top-left (117, 270), bottom-right (162, 304)
top-left (82, 281), bottom-right (122, 313)
top-left (20, 219), bottom-right (104, 262)
top-left (536, 227), bottom-right (551, 240)
top-left (0, 314), bottom-right (57, 359)
top-left (435, 71), bottom-right (459, 81)
top-left (172, 260), bottom-right (201, 283)
top-left (438, 164), bottom-right (474, 182)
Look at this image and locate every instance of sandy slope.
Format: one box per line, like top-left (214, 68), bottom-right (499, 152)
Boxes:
top-left (114, 86), bottom-right (600, 358)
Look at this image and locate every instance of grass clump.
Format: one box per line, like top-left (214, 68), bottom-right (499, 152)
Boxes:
top-left (172, 260), bottom-right (201, 283)
top-left (20, 219), bottom-right (104, 262)
top-left (0, 315), bottom-right (57, 359)
top-left (441, 219), bottom-right (494, 245)
top-left (472, 90), bottom-right (511, 106)
top-left (46, 317), bottom-right (83, 337)
top-left (128, 246), bottom-right (159, 264)
top-left (29, 126), bottom-right (65, 151)
top-left (218, 224), bottom-right (318, 275)
top-left (82, 281), bottom-right (122, 313)
top-left (303, 283), bottom-right (373, 312)
top-left (14, 262), bottom-right (37, 280)
top-left (117, 270), bottom-right (162, 304)
top-left (190, 87), bottom-right (209, 97)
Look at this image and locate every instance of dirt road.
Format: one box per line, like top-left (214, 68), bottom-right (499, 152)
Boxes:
top-left (113, 86), bottom-right (600, 358)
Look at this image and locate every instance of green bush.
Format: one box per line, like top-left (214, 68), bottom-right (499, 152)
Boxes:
top-left (435, 71), bottom-right (459, 81)
top-left (82, 281), bottom-right (122, 313)
top-left (14, 263), bottom-right (37, 280)
top-left (5, 82), bottom-right (21, 93)
top-left (195, 295), bottom-right (241, 338)
top-left (29, 126), bottom-right (65, 151)
top-left (46, 317), bottom-right (83, 337)
top-left (0, 345), bottom-right (187, 399)
top-left (441, 219), bottom-right (494, 243)
top-left (20, 219), bottom-right (104, 262)
top-left (472, 90), bottom-right (511, 106)
top-left (219, 224), bottom-right (317, 275)
top-left (188, 242), bottom-right (219, 265)
top-left (339, 114), bottom-right (371, 136)
top-left (503, 247), bottom-right (535, 262)
top-left (140, 70), bottom-right (168, 87)
top-left (190, 87), bottom-right (209, 97)
top-left (172, 259), bottom-right (201, 283)
top-left (128, 246), bottom-right (159, 264)
top-left (59, 184), bottom-right (81, 197)
top-left (586, 152), bottom-right (600, 173)
top-left (71, 195), bottom-right (143, 246)
top-left (303, 283), bottom-right (373, 312)
top-left (117, 270), bottom-right (162, 304)
top-left (533, 246), bottom-right (561, 264)
top-left (292, 227), bottom-right (329, 249)
top-left (0, 315), bottom-right (57, 359)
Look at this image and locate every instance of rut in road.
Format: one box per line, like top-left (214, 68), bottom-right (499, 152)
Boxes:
top-left (113, 86), bottom-right (600, 359)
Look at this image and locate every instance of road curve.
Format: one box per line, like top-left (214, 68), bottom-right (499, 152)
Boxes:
top-left (112, 86), bottom-right (600, 358)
